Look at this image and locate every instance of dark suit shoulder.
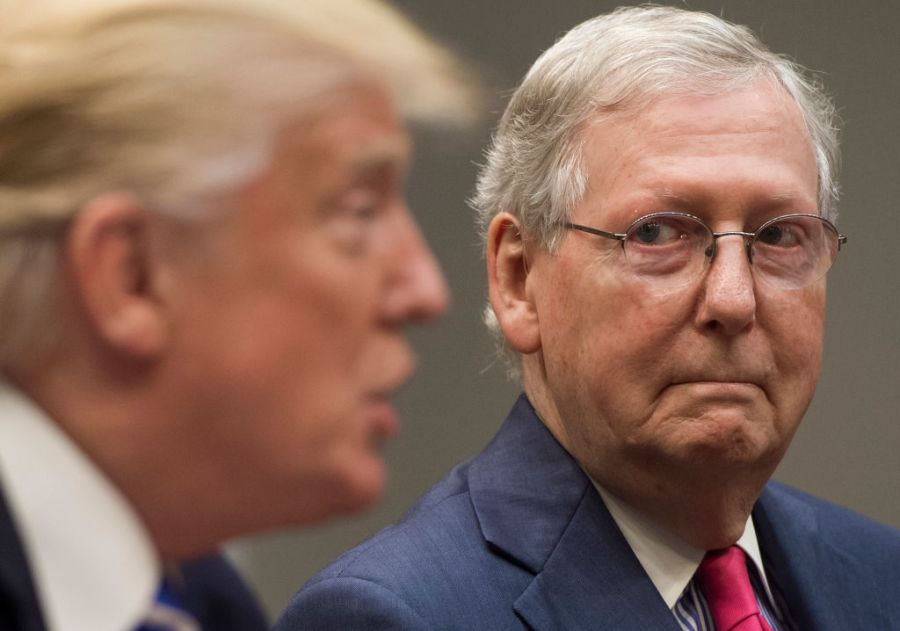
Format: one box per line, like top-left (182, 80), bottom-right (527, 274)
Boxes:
top-left (311, 458), bottom-right (475, 580)
top-left (276, 459), bottom-right (532, 630)
top-left (756, 480), bottom-right (900, 629)
top-left (763, 480), bottom-right (900, 557)
top-left (0, 488), bottom-right (45, 631)
top-left (181, 553), bottom-right (269, 631)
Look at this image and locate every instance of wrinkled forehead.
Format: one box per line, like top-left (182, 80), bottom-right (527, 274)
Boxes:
top-left (581, 72), bottom-right (806, 139)
top-left (572, 79), bottom-right (819, 218)
top-left (578, 78), bottom-right (816, 177)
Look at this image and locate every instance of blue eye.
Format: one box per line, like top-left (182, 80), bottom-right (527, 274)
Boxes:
top-left (757, 221), bottom-right (802, 247)
top-left (633, 221), bottom-right (661, 244)
top-left (628, 217), bottom-right (684, 246)
top-left (758, 224), bottom-right (784, 245)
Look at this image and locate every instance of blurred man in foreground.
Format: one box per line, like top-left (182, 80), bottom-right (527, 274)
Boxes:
top-left (0, 0), bottom-right (472, 628)
top-left (278, 6), bottom-right (900, 630)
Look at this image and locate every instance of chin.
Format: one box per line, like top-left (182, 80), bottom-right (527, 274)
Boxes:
top-left (327, 454), bottom-right (388, 516)
top-left (667, 412), bottom-right (777, 464)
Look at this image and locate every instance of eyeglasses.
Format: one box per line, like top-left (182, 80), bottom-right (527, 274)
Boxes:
top-left (565, 212), bottom-right (847, 290)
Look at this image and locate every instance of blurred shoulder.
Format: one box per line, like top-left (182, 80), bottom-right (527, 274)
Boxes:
top-left (181, 553), bottom-right (269, 631)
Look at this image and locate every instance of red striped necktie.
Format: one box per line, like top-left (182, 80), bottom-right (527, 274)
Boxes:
top-left (695, 546), bottom-right (773, 631)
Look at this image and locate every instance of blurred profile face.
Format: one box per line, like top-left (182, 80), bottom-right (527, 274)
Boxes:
top-left (520, 79), bottom-right (825, 499)
top-left (168, 82), bottom-right (448, 524)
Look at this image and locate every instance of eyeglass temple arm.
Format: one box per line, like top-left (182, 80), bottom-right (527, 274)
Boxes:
top-left (564, 222), bottom-right (626, 242)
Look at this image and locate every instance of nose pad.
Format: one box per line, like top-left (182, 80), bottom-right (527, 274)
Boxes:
top-left (704, 236), bottom-right (754, 265)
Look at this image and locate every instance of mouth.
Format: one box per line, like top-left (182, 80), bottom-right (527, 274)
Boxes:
top-left (362, 353), bottom-right (417, 443)
top-left (364, 395), bottom-right (400, 443)
top-left (666, 380), bottom-right (766, 400)
top-left (363, 347), bottom-right (416, 447)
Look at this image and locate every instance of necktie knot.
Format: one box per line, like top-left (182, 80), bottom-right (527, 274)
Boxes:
top-left (695, 546), bottom-right (772, 631)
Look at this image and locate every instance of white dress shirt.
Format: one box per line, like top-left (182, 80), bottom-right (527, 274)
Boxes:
top-left (592, 481), bottom-right (778, 610)
top-left (0, 379), bottom-right (160, 631)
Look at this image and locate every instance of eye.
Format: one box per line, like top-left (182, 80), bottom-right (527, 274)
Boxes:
top-left (633, 221), bottom-right (661, 243)
top-left (347, 200), bottom-right (379, 223)
top-left (323, 189), bottom-right (389, 256)
top-left (339, 189), bottom-right (382, 221)
top-left (628, 216), bottom-right (688, 246)
top-left (757, 221), bottom-right (801, 247)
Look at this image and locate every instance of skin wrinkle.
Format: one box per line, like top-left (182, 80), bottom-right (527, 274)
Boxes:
top-left (502, 79), bottom-right (824, 549)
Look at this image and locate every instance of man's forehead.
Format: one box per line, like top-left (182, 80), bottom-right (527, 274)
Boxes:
top-left (286, 84), bottom-right (412, 175)
top-left (582, 83), bottom-right (815, 167)
top-left (588, 81), bottom-right (805, 137)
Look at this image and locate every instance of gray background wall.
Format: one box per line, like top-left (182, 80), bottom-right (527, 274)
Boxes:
top-left (229, 1), bottom-right (900, 620)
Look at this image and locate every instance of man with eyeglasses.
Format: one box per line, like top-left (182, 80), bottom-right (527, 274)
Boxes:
top-left (277, 6), bottom-right (900, 631)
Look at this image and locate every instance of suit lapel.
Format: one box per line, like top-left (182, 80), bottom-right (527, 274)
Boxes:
top-left (469, 398), bottom-right (891, 630)
top-left (514, 488), bottom-right (680, 630)
top-left (468, 396), bottom-right (678, 631)
top-left (754, 484), bottom-right (889, 630)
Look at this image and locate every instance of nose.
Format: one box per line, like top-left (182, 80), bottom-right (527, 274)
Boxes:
top-left (695, 235), bottom-right (756, 335)
top-left (380, 208), bottom-right (449, 325)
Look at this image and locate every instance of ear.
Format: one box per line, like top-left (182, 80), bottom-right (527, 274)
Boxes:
top-left (486, 212), bottom-right (541, 354)
top-left (65, 193), bottom-right (171, 361)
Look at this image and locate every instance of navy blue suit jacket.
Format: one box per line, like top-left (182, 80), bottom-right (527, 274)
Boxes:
top-left (277, 395), bottom-right (900, 630)
top-left (0, 485), bottom-right (268, 631)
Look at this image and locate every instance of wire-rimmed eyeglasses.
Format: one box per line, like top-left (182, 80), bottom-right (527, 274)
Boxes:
top-left (565, 212), bottom-right (847, 290)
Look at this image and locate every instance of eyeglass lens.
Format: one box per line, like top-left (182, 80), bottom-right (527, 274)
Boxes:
top-left (622, 213), bottom-right (840, 289)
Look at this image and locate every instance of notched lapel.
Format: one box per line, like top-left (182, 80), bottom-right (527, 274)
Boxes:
top-left (468, 395), bottom-right (590, 574)
top-left (467, 396), bottom-right (678, 631)
top-left (513, 489), bottom-right (680, 631)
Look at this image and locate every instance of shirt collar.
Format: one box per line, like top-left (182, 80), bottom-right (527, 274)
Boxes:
top-left (592, 480), bottom-right (776, 609)
top-left (0, 379), bottom-right (160, 631)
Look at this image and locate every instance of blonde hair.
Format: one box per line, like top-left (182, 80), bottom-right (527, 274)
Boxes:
top-left (0, 0), bottom-right (474, 369)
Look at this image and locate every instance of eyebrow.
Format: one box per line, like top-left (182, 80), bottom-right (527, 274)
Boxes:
top-left (346, 136), bottom-right (412, 179)
top-left (656, 189), bottom-right (694, 207)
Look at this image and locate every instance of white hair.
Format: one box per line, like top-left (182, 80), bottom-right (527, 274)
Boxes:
top-left (0, 0), bottom-right (474, 370)
top-left (472, 5), bottom-right (841, 376)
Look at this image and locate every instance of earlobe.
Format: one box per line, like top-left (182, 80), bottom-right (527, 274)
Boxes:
top-left (66, 193), bottom-right (171, 361)
top-left (486, 212), bottom-right (541, 354)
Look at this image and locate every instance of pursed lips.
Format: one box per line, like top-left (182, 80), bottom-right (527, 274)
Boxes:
top-left (666, 378), bottom-right (767, 398)
top-left (668, 363), bottom-right (769, 388)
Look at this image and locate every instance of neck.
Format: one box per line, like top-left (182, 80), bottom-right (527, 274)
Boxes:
top-left (9, 356), bottom-right (228, 559)
top-left (521, 365), bottom-right (775, 550)
top-left (605, 472), bottom-right (766, 550)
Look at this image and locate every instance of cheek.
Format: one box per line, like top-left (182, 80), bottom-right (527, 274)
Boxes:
top-left (540, 271), bottom-right (696, 434)
top-left (227, 280), bottom-right (370, 381)
top-left (760, 288), bottom-right (825, 424)
top-left (187, 247), bottom-right (382, 447)
top-left (771, 284), bottom-right (824, 356)
top-left (569, 283), bottom-right (694, 392)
